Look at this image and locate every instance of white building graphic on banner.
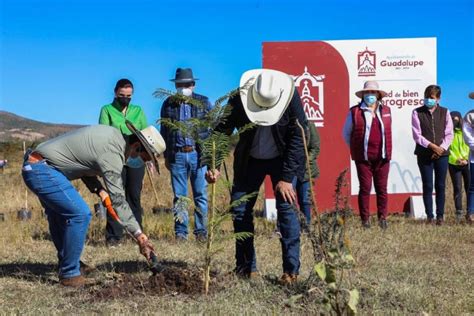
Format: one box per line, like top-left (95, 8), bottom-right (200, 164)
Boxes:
top-left (292, 67), bottom-right (325, 127)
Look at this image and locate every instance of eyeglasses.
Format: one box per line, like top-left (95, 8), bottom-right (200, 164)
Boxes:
top-left (175, 82), bottom-right (195, 88)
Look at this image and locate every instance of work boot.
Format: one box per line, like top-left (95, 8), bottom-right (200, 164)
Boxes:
top-left (79, 261), bottom-right (96, 276)
top-left (361, 220), bottom-right (371, 229)
top-left (426, 218), bottom-right (435, 225)
top-left (234, 268), bottom-right (260, 280)
top-left (195, 234), bottom-right (207, 243)
top-left (436, 218), bottom-right (444, 226)
top-left (466, 214), bottom-right (474, 225)
top-left (59, 275), bottom-right (94, 288)
top-left (175, 234), bottom-right (188, 242)
top-left (279, 273), bottom-right (298, 286)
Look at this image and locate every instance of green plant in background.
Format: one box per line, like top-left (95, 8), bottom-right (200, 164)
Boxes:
top-left (294, 120), bottom-right (359, 315)
top-left (154, 87), bottom-right (256, 295)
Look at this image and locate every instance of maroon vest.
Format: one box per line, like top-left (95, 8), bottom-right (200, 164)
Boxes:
top-left (350, 104), bottom-right (392, 161)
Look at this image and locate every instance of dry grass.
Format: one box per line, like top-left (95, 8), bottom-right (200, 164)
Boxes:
top-left (0, 147), bottom-right (473, 314)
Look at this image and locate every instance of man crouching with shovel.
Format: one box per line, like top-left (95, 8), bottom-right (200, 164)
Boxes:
top-left (21, 121), bottom-right (165, 287)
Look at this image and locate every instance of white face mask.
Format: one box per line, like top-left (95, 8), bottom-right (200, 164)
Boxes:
top-left (177, 87), bottom-right (193, 97)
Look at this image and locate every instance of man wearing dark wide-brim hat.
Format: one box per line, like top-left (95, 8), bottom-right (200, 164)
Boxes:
top-left (207, 69), bottom-right (308, 285)
top-left (160, 68), bottom-right (213, 242)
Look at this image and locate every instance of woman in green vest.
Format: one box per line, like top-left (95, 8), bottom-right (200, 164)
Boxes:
top-left (99, 78), bottom-right (148, 245)
top-left (448, 111), bottom-right (470, 222)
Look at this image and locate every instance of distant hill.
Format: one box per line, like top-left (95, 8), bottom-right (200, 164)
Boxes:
top-left (0, 111), bottom-right (85, 142)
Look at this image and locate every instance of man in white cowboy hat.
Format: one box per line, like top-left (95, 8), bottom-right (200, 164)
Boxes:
top-left (343, 80), bottom-right (392, 229)
top-left (160, 67), bottom-right (213, 242)
top-left (206, 68), bottom-right (307, 285)
top-left (21, 123), bottom-right (165, 287)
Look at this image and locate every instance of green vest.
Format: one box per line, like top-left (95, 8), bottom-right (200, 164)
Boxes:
top-left (449, 128), bottom-right (469, 165)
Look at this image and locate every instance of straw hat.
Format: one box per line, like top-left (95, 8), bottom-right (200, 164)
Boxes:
top-left (355, 80), bottom-right (388, 98)
top-left (125, 121), bottom-right (166, 171)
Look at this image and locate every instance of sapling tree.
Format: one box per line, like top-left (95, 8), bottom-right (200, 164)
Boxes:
top-left (154, 87), bottom-right (256, 294)
top-left (294, 121), bottom-right (359, 315)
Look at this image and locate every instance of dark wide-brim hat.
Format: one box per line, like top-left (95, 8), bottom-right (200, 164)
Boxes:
top-left (125, 121), bottom-right (166, 173)
top-left (170, 68), bottom-right (199, 83)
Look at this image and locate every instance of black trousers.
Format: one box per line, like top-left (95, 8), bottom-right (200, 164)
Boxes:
top-left (106, 165), bottom-right (145, 241)
top-left (448, 163), bottom-right (470, 213)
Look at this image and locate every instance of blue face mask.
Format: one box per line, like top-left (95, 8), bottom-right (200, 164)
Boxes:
top-left (424, 98), bottom-right (437, 108)
top-left (126, 156), bottom-right (145, 169)
top-left (363, 94), bottom-right (378, 105)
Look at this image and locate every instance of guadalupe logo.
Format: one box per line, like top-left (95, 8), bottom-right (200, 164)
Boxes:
top-left (292, 67), bottom-right (325, 127)
top-left (357, 47), bottom-right (376, 76)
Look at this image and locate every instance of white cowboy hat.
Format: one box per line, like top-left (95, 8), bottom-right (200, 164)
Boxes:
top-left (239, 69), bottom-right (295, 126)
top-left (464, 110), bottom-right (474, 127)
top-left (355, 80), bottom-right (388, 98)
top-left (125, 121), bottom-right (166, 171)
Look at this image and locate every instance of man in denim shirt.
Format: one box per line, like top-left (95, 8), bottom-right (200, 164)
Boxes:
top-left (160, 68), bottom-right (212, 241)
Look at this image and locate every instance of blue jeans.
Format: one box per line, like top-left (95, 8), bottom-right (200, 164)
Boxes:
top-left (466, 162), bottom-right (474, 215)
top-left (417, 155), bottom-right (449, 219)
top-left (22, 159), bottom-right (91, 279)
top-left (170, 151), bottom-right (208, 237)
top-left (296, 180), bottom-right (311, 225)
top-left (231, 157), bottom-right (300, 275)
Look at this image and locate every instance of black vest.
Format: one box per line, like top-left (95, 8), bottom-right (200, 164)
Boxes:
top-left (414, 105), bottom-right (448, 159)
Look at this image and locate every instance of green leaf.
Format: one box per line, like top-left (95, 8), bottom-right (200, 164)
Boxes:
top-left (344, 253), bottom-right (356, 264)
top-left (234, 231), bottom-right (253, 241)
top-left (314, 261), bottom-right (326, 281)
top-left (227, 191), bottom-right (259, 211)
top-left (326, 267), bottom-right (337, 283)
top-left (347, 289), bottom-right (359, 315)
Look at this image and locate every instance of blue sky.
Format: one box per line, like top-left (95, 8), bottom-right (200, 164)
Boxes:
top-left (1, 0), bottom-right (473, 125)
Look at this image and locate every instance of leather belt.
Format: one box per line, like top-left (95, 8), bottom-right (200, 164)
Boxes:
top-left (177, 146), bottom-right (195, 153)
top-left (28, 152), bottom-right (45, 164)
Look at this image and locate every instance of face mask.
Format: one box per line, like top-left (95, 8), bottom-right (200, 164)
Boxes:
top-left (424, 98), bottom-right (437, 108)
top-left (116, 96), bottom-right (131, 108)
top-left (363, 93), bottom-right (378, 105)
top-left (177, 88), bottom-right (193, 97)
top-left (126, 155), bottom-right (144, 169)
top-left (453, 120), bottom-right (462, 130)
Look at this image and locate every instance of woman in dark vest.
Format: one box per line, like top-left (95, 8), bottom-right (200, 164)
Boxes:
top-left (343, 81), bottom-right (392, 229)
top-left (412, 85), bottom-right (453, 225)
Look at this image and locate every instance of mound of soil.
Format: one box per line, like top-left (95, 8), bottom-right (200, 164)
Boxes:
top-left (89, 264), bottom-right (226, 301)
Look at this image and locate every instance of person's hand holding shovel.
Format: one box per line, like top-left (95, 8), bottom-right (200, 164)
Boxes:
top-left (136, 233), bottom-right (155, 261)
top-left (98, 190), bottom-right (157, 262)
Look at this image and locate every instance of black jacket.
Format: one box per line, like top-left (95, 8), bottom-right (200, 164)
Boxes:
top-left (216, 88), bottom-right (307, 182)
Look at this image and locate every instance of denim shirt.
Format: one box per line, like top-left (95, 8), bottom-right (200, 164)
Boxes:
top-left (160, 92), bottom-right (212, 163)
top-left (176, 102), bottom-right (196, 147)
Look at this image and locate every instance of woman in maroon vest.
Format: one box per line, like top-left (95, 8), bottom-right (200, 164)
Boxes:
top-left (343, 81), bottom-right (392, 229)
top-left (412, 85), bottom-right (453, 225)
